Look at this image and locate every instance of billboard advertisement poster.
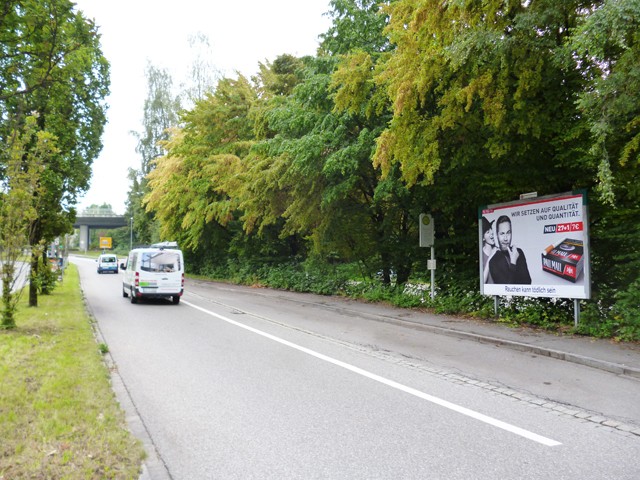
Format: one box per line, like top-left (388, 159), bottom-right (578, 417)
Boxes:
top-left (479, 191), bottom-right (590, 299)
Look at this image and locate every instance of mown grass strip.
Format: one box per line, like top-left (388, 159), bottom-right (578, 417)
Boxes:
top-left (0, 264), bottom-right (145, 479)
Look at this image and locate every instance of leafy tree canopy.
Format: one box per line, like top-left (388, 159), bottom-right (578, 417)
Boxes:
top-left (145, 74), bottom-right (257, 250)
top-left (1, 0), bottom-right (110, 305)
top-left (139, 0), bottom-right (640, 332)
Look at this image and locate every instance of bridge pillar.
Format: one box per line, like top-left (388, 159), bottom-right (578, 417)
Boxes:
top-left (72, 216), bottom-right (127, 251)
top-left (79, 224), bottom-right (89, 252)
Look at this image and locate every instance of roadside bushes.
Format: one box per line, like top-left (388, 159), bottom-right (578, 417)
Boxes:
top-left (37, 257), bottom-right (59, 295)
top-left (577, 279), bottom-right (640, 342)
top-left (254, 260), bottom-right (350, 295)
top-left (610, 280), bottom-right (640, 341)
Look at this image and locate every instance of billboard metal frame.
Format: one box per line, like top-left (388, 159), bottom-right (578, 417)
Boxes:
top-left (479, 190), bottom-right (590, 301)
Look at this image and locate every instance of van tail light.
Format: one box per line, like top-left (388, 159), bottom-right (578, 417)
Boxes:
top-left (181, 273), bottom-right (185, 291)
top-left (135, 271), bottom-right (139, 288)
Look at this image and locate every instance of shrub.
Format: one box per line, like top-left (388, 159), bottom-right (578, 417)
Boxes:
top-left (37, 257), bottom-right (59, 295)
top-left (610, 278), bottom-right (640, 341)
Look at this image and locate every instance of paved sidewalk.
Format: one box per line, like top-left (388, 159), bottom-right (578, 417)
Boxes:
top-left (322, 295), bottom-right (640, 379)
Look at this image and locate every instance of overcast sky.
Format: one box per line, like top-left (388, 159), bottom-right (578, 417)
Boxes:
top-left (73, 0), bottom-right (332, 215)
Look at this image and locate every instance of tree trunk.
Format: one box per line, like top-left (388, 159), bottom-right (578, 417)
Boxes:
top-left (1, 263), bottom-right (16, 328)
top-left (29, 252), bottom-right (38, 307)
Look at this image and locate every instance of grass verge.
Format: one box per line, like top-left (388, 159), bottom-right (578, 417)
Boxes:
top-left (0, 264), bottom-right (145, 479)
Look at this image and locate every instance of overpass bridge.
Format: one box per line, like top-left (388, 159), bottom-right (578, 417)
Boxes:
top-left (73, 215), bottom-right (128, 251)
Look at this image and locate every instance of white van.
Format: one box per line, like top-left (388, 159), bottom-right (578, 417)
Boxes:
top-left (97, 253), bottom-right (119, 274)
top-left (121, 242), bottom-right (184, 304)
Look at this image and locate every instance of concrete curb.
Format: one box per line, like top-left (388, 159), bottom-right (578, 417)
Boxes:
top-left (437, 326), bottom-right (640, 378)
top-left (350, 312), bottom-right (640, 380)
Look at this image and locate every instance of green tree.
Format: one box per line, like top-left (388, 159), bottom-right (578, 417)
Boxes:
top-left (569, 0), bottom-right (640, 205)
top-left (323, 0), bottom-right (427, 284)
top-left (238, 1), bottom-right (421, 284)
top-left (1, 0), bottom-right (110, 306)
top-left (145, 75), bottom-right (256, 254)
top-left (0, 116), bottom-right (51, 328)
top-left (567, 0), bottom-right (640, 329)
top-left (128, 63), bottom-right (181, 244)
top-left (369, 0), bottom-right (596, 284)
top-left (319, 0), bottom-right (391, 56)
top-left (133, 63), bottom-right (181, 177)
top-left (377, 0), bottom-right (593, 187)
top-left (183, 32), bottom-right (220, 108)
top-left (82, 203), bottom-right (116, 215)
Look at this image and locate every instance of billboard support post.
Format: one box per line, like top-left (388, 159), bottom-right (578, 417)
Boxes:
top-left (574, 299), bottom-right (580, 327)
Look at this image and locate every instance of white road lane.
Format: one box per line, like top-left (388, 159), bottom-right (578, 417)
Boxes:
top-left (183, 299), bottom-right (561, 447)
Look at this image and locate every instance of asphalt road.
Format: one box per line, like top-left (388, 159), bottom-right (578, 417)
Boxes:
top-left (74, 256), bottom-right (640, 479)
top-left (1, 260), bottom-right (29, 293)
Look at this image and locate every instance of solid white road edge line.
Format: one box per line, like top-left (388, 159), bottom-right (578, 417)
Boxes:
top-left (183, 299), bottom-right (562, 447)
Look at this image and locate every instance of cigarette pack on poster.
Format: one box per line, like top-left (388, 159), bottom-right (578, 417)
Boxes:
top-left (541, 238), bottom-right (584, 283)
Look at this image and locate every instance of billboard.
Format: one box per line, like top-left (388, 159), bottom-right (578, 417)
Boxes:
top-left (479, 191), bottom-right (590, 299)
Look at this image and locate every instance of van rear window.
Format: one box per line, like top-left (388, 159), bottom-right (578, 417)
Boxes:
top-left (140, 252), bottom-right (181, 273)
